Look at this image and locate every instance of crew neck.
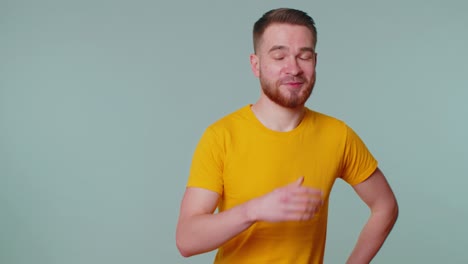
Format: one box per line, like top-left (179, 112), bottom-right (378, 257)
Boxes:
top-left (242, 104), bottom-right (310, 136)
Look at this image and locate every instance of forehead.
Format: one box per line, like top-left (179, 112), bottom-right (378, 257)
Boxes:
top-left (259, 24), bottom-right (315, 52)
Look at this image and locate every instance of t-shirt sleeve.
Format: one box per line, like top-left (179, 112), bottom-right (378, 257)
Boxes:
top-left (186, 126), bottom-right (224, 195)
top-left (340, 125), bottom-right (378, 186)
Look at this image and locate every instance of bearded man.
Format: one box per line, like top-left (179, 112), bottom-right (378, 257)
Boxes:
top-left (176, 8), bottom-right (398, 264)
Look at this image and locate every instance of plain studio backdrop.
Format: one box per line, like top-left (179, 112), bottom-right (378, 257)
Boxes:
top-left (1, 0), bottom-right (467, 263)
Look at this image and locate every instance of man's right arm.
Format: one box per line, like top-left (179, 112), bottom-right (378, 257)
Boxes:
top-left (175, 177), bottom-right (323, 257)
top-left (175, 187), bottom-right (254, 257)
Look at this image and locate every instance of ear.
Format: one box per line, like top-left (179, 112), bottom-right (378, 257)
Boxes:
top-left (250, 53), bottom-right (260, 78)
top-left (314, 52), bottom-right (318, 67)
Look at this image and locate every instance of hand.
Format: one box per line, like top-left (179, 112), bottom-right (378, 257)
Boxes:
top-left (247, 176), bottom-right (323, 222)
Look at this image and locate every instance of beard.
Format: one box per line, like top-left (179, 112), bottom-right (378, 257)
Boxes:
top-left (259, 73), bottom-right (315, 109)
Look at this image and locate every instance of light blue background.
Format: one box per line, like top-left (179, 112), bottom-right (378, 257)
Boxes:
top-left (1, 0), bottom-right (467, 263)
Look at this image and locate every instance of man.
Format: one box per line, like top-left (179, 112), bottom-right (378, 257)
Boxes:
top-left (176, 8), bottom-right (398, 264)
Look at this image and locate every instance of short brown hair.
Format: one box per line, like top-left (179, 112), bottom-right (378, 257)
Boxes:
top-left (253, 8), bottom-right (317, 53)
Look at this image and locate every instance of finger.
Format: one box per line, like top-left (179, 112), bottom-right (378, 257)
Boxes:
top-left (287, 209), bottom-right (317, 221)
top-left (289, 187), bottom-right (323, 197)
top-left (280, 199), bottom-right (321, 221)
top-left (287, 176), bottom-right (304, 187)
top-left (286, 196), bottom-right (322, 207)
top-left (281, 190), bottom-right (323, 207)
top-left (284, 200), bottom-right (321, 214)
top-left (279, 208), bottom-right (311, 221)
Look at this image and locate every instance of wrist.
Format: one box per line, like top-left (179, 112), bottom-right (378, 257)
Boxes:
top-left (243, 198), bottom-right (258, 223)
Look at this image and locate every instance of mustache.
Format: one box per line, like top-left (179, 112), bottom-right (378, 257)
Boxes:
top-left (279, 76), bottom-right (306, 84)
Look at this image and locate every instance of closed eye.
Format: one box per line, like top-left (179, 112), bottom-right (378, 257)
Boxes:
top-left (271, 53), bottom-right (285, 60)
top-left (299, 53), bottom-right (313, 60)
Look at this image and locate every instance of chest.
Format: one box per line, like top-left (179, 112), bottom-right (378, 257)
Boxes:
top-left (221, 133), bottom-right (343, 209)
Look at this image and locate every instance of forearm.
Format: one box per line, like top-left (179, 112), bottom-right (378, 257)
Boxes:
top-left (346, 206), bottom-right (398, 264)
top-left (176, 201), bottom-right (255, 257)
top-left (176, 177), bottom-right (322, 257)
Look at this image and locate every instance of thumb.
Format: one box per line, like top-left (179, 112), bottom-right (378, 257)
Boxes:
top-left (290, 176), bottom-right (304, 186)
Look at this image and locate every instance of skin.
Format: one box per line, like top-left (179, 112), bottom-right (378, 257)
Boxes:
top-left (176, 23), bottom-right (398, 263)
top-left (176, 176), bottom-right (323, 257)
top-left (250, 23), bottom-right (317, 132)
top-left (346, 168), bottom-right (398, 263)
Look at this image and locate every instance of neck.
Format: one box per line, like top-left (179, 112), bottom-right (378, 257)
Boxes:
top-left (251, 96), bottom-right (306, 132)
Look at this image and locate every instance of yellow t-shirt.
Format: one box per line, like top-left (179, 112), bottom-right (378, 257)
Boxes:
top-left (187, 105), bottom-right (378, 264)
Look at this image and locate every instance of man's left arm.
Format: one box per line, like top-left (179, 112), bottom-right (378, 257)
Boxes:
top-left (346, 167), bottom-right (399, 264)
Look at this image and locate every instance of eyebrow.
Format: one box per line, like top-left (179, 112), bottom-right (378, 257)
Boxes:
top-left (268, 45), bottom-right (288, 53)
top-left (268, 45), bottom-right (315, 53)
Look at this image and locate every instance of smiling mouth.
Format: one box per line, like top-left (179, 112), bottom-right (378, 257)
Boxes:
top-left (283, 82), bottom-right (304, 88)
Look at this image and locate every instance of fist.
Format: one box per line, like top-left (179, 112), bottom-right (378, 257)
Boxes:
top-left (248, 177), bottom-right (323, 222)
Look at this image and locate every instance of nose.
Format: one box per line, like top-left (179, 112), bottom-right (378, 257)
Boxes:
top-left (284, 57), bottom-right (303, 76)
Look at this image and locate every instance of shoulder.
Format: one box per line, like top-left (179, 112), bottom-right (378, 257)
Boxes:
top-left (305, 108), bottom-right (348, 132)
top-left (206, 105), bottom-right (253, 135)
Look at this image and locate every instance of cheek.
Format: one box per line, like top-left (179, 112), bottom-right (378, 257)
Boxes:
top-left (262, 63), bottom-right (283, 78)
top-left (301, 64), bottom-right (316, 79)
